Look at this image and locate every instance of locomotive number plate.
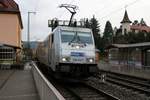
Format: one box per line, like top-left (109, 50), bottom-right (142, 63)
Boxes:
top-left (71, 52), bottom-right (84, 57)
top-left (72, 57), bottom-right (85, 62)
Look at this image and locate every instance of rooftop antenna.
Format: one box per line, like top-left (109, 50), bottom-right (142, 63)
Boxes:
top-left (59, 4), bottom-right (78, 26)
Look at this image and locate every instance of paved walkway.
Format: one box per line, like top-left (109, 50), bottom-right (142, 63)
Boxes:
top-left (0, 69), bottom-right (40, 100)
top-left (98, 61), bottom-right (150, 80)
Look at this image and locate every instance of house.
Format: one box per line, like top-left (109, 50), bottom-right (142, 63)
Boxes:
top-left (116, 10), bottom-right (150, 35)
top-left (0, 0), bottom-right (23, 66)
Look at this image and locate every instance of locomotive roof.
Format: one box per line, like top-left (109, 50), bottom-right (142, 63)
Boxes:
top-left (53, 26), bottom-right (92, 33)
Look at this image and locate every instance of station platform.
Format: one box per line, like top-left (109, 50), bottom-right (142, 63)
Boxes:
top-left (98, 61), bottom-right (150, 80)
top-left (0, 68), bottom-right (40, 100)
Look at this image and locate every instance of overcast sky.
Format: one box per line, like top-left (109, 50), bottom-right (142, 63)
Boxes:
top-left (14, 0), bottom-right (150, 41)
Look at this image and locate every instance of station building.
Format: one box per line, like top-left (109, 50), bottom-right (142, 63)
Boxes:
top-left (0, 0), bottom-right (23, 66)
top-left (107, 43), bottom-right (150, 68)
top-left (107, 10), bottom-right (150, 69)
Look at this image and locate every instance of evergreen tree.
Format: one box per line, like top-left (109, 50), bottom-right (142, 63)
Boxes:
top-left (140, 18), bottom-right (147, 26)
top-left (90, 15), bottom-right (100, 49)
top-left (136, 32), bottom-right (146, 42)
top-left (146, 32), bottom-right (150, 42)
top-left (103, 21), bottom-right (113, 46)
top-left (125, 32), bottom-right (136, 43)
top-left (132, 20), bottom-right (138, 25)
top-left (83, 17), bottom-right (105, 52)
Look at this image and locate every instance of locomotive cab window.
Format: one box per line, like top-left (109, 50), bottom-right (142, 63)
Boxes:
top-left (61, 31), bottom-right (75, 43)
top-left (78, 32), bottom-right (93, 44)
top-left (61, 31), bottom-right (93, 44)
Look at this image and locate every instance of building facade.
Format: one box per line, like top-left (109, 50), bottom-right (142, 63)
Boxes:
top-left (0, 0), bottom-right (23, 47)
top-left (107, 43), bottom-right (150, 68)
top-left (0, 0), bottom-right (23, 65)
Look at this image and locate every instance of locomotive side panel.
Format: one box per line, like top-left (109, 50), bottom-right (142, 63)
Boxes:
top-left (36, 34), bottom-right (52, 67)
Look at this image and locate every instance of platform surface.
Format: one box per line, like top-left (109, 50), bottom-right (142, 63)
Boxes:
top-left (98, 61), bottom-right (150, 80)
top-left (0, 69), bottom-right (40, 100)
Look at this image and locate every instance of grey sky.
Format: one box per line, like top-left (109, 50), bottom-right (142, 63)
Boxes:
top-left (14, 0), bottom-right (149, 41)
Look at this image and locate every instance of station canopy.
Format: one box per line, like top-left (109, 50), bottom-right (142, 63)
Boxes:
top-left (107, 42), bottom-right (150, 49)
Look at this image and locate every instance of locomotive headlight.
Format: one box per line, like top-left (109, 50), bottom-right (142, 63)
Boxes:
top-left (89, 59), bottom-right (93, 63)
top-left (62, 57), bottom-right (70, 62)
top-left (87, 58), bottom-right (94, 63)
top-left (75, 45), bottom-right (80, 49)
top-left (62, 58), bottom-right (67, 62)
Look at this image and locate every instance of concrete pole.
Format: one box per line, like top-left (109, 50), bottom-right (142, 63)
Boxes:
top-left (27, 12), bottom-right (36, 59)
top-left (27, 12), bottom-right (36, 49)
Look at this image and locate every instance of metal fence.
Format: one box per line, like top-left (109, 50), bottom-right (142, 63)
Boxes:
top-left (98, 60), bottom-right (150, 79)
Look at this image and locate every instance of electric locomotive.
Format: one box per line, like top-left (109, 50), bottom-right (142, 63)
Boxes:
top-left (36, 25), bottom-right (98, 77)
top-left (36, 4), bottom-right (98, 78)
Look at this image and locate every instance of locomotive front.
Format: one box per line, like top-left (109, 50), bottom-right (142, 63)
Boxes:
top-left (57, 26), bottom-right (98, 76)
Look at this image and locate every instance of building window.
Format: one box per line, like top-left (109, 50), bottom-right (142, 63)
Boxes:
top-left (132, 29), bottom-right (135, 33)
top-left (0, 47), bottom-right (15, 60)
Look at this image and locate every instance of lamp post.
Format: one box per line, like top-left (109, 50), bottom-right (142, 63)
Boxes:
top-left (27, 11), bottom-right (36, 60)
top-left (27, 11), bottom-right (36, 49)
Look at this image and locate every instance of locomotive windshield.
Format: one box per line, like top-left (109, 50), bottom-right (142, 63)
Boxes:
top-left (61, 31), bottom-right (93, 44)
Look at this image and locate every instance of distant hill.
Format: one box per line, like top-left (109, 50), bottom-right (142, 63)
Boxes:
top-left (22, 41), bottom-right (39, 49)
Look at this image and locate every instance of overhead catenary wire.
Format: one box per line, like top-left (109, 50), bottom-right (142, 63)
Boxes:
top-left (93, 0), bottom-right (124, 16)
top-left (96, 0), bottom-right (126, 17)
top-left (99, 0), bottom-right (141, 20)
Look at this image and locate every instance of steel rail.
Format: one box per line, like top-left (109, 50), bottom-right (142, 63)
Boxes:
top-left (107, 78), bottom-right (150, 96)
top-left (107, 74), bottom-right (150, 88)
top-left (63, 82), bottom-right (120, 100)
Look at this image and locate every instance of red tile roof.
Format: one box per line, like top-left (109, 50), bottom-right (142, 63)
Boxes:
top-left (130, 25), bottom-right (150, 33)
top-left (0, 0), bottom-right (19, 11)
top-left (0, 0), bottom-right (23, 29)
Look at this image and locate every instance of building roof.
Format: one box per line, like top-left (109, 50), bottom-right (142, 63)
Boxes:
top-left (0, 43), bottom-right (21, 49)
top-left (130, 25), bottom-right (150, 33)
top-left (107, 42), bottom-right (150, 49)
top-left (121, 10), bottom-right (132, 24)
top-left (0, 0), bottom-right (23, 29)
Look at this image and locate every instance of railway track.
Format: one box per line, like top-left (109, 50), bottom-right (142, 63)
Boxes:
top-left (99, 72), bottom-right (150, 96)
top-left (36, 63), bottom-right (79, 100)
top-left (63, 82), bottom-right (120, 100)
top-left (37, 63), bottom-right (119, 100)
top-left (107, 77), bottom-right (150, 96)
top-left (37, 62), bottom-right (149, 100)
